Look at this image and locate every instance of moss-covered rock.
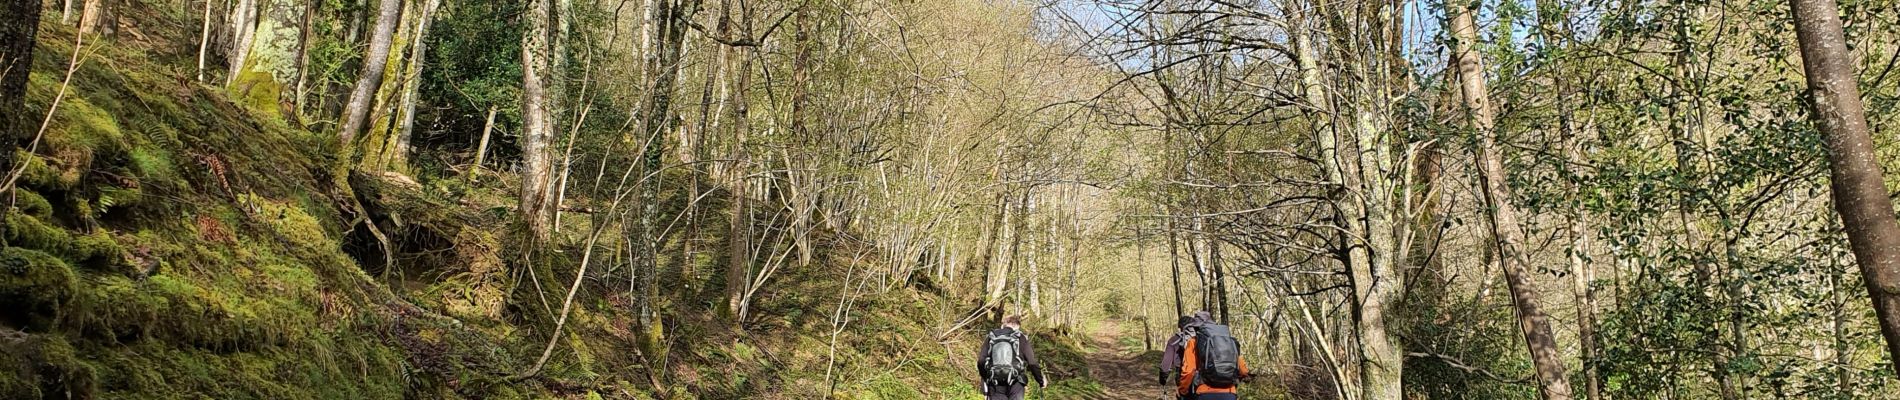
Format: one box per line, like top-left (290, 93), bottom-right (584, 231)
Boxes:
top-left (2, 210), bottom-right (131, 273)
top-left (9, 189), bottom-right (54, 220)
top-left (2, 209), bottom-right (67, 251)
top-left (0, 333), bottom-right (98, 399)
top-left (12, 151), bottom-right (78, 192)
top-left (0, 248), bottom-right (78, 331)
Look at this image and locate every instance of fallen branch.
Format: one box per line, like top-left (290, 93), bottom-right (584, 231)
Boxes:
top-left (516, 221), bottom-right (611, 378)
top-left (936, 298), bottom-right (1003, 341)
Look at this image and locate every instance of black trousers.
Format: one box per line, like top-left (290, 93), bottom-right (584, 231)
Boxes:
top-left (983, 384), bottom-right (1025, 400)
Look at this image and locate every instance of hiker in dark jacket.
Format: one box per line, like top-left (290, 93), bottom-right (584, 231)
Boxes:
top-left (975, 315), bottom-right (1047, 400)
top-left (1159, 315), bottom-right (1198, 385)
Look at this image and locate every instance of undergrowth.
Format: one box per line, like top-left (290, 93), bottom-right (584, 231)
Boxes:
top-left (1, 3), bottom-right (1088, 399)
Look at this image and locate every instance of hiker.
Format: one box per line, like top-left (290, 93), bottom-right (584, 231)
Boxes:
top-left (1158, 315), bottom-right (1199, 386)
top-left (975, 315), bottom-right (1048, 400)
top-left (1177, 311), bottom-right (1250, 400)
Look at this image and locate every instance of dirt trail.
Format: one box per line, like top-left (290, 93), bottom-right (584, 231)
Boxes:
top-left (1083, 320), bottom-right (1172, 400)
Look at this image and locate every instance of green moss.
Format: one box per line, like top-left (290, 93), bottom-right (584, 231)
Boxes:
top-left (10, 189), bottom-right (53, 219)
top-left (0, 248), bottom-right (78, 331)
top-left (1, 211), bottom-right (129, 273)
top-left (94, 185), bottom-right (143, 215)
top-left (0, 334), bottom-right (98, 399)
top-left (128, 146), bottom-right (181, 188)
top-left (27, 72), bottom-right (131, 178)
top-left (13, 151), bottom-right (78, 191)
top-left (241, 193), bottom-right (332, 246)
top-left (230, 65), bottom-right (287, 120)
top-left (69, 275), bottom-right (163, 340)
top-left (70, 229), bottom-right (129, 272)
top-left (45, 94), bottom-right (127, 151)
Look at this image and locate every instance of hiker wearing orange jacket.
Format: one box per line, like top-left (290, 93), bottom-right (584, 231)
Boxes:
top-left (1176, 312), bottom-right (1251, 400)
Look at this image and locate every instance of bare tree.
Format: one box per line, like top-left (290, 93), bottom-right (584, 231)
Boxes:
top-left (1789, 0), bottom-right (1900, 376)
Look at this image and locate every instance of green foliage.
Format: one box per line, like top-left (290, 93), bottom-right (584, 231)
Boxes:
top-left (413, 0), bottom-right (525, 170)
top-left (1396, 274), bottom-right (1537, 399)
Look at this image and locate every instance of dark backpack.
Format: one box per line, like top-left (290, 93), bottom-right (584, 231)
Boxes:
top-left (984, 329), bottom-right (1026, 386)
top-left (1194, 324), bottom-right (1243, 388)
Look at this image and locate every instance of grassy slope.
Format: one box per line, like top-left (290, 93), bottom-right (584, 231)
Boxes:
top-left (1, 2), bottom-right (1100, 399)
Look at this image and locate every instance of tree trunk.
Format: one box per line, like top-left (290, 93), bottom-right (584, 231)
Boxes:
top-left (1029, 196), bottom-right (1043, 318)
top-left (77, 0), bottom-right (108, 35)
top-left (291, 0), bottom-right (313, 116)
top-left (1167, 212), bottom-right (1185, 317)
top-left (1, 0), bottom-right (39, 180)
top-left (1568, 142), bottom-right (1602, 400)
top-left (469, 105), bottom-right (497, 180)
top-left (1137, 224), bottom-right (1153, 349)
top-left (1006, 192), bottom-right (1028, 311)
top-left (225, 0), bottom-right (257, 83)
top-left (339, 0), bottom-right (404, 143)
top-left (391, 0), bottom-right (442, 170)
top-left (973, 192), bottom-right (1004, 301)
top-left (1790, 0), bottom-right (1900, 376)
top-left (1188, 216), bottom-right (1208, 312)
top-left (681, 0), bottom-right (730, 285)
top-left (1212, 236), bottom-right (1228, 324)
top-left (195, 0), bottom-right (213, 81)
top-left (723, 0), bottom-right (755, 319)
top-left (640, 0), bottom-right (694, 324)
top-left (227, 0), bottom-right (306, 113)
top-left (788, 0), bottom-right (815, 268)
top-left (1450, 3), bottom-right (1575, 399)
top-left (519, 0), bottom-right (557, 241)
top-left (1289, 5), bottom-right (1402, 398)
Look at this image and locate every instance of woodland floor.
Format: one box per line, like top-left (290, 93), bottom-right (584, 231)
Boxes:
top-left (1083, 321), bottom-right (1173, 400)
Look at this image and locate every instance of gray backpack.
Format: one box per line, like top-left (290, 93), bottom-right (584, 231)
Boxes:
top-left (1194, 324), bottom-right (1243, 388)
top-left (984, 329), bottom-right (1026, 386)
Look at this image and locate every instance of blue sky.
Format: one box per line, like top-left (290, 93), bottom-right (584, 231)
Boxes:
top-left (1031, 0), bottom-right (1541, 77)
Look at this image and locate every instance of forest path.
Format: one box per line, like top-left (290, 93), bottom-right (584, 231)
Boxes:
top-left (1081, 320), bottom-right (1171, 400)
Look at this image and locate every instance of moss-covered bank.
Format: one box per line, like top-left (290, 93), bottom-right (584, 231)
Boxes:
top-left (2, 3), bottom-right (1070, 399)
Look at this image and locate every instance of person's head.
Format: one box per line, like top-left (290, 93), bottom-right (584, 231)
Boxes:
top-left (1177, 316), bottom-right (1196, 330)
top-left (1003, 315), bottom-right (1023, 329)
